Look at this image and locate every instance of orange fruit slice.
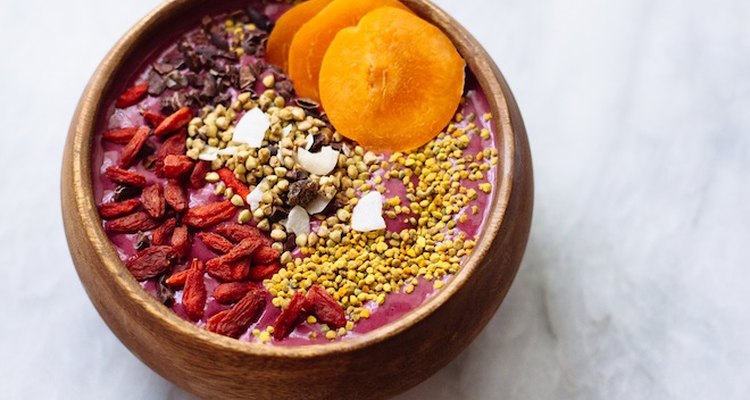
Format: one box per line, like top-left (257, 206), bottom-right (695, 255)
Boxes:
top-left (288, 0), bottom-right (411, 101)
top-left (319, 7), bottom-right (465, 152)
top-left (266, 0), bottom-right (334, 72)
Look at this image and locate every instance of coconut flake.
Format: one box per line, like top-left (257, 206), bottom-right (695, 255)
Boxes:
top-left (305, 134), bottom-right (314, 150)
top-left (245, 178), bottom-right (267, 211)
top-left (232, 107), bottom-right (270, 148)
top-left (198, 146), bottom-right (219, 161)
top-left (304, 195), bottom-right (331, 215)
top-left (297, 146), bottom-right (338, 176)
top-left (282, 124), bottom-right (293, 136)
top-left (217, 146), bottom-right (239, 156)
top-left (351, 192), bottom-right (386, 232)
top-left (285, 205), bottom-right (310, 236)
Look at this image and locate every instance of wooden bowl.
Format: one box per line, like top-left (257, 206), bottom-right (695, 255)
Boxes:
top-left (61, 0), bottom-right (533, 398)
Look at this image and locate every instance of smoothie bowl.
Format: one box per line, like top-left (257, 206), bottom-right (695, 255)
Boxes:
top-left (61, 0), bottom-right (532, 398)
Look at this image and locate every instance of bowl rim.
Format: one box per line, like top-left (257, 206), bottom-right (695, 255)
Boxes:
top-left (67, 0), bottom-right (519, 359)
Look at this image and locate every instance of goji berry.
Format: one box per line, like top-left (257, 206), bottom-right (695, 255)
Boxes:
top-left (197, 232), bottom-right (234, 254)
top-left (141, 110), bottom-right (165, 127)
top-left (252, 246), bottom-right (280, 264)
top-left (115, 82), bottom-right (148, 108)
top-left (104, 166), bottom-right (147, 187)
top-left (230, 259), bottom-right (251, 281)
top-left (206, 310), bottom-right (229, 333)
top-left (215, 224), bottom-right (272, 246)
top-left (154, 107), bottom-right (192, 137)
top-left (163, 154), bottom-right (194, 179)
top-left (189, 161), bottom-right (211, 189)
top-left (182, 201), bottom-right (236, 229)
top-left (119, 126), bottom-right (151, 168)
top-left (165, 268), bottom-right (189, 288)
top-left (206, 237), bottom-right (262, 270)
top-left (164, 180), bottom-right (188, 213)
top-left (272, 291), bottom-right (307, 340)
top-left (206, 258), bottom-right (249, 282)
top-left (98, 198), bottom-right (141, 219)
top-left (141, 184), bottom-right (165, 219)
top-left (247, 262), bottom-right (281, 281)
top-left (213, 282), bottom-right (255, 304)
top-left (125, 245), bottom-right (178, 281)
top-left (182, 259), bottom-right (206, 321)
top-left (155, 131), bottom-right (186, 176)
top-left (305, 285), bottom-right (346, 329)
top-left (152, 217), bottom-right (176, 246)
top-left (106, 211), bottom-right (159, 233)
top-left (209, 287), bottom-right (266, 338)
top-left (206, 259), bottom-right (236, 281)
top-left (216, 168), bottom-right (250, 200)
top-left (170, 225), bottom-right (190, 257)
top-left (102, 127), bottom-right (139, 144)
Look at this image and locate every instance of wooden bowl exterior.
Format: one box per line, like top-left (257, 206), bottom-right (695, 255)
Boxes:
top-left (61, 0), bottom-right (533, 399)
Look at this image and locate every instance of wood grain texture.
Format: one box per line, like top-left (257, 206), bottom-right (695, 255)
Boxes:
top-left (60, 0), bottom-right (533, 399)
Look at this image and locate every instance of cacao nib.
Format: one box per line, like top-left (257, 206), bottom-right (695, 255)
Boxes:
top-left (287, 179), bottom-right (319, 207)
top-left (113, 185), bottom-right (142, 201)
top-left (148, 73), bottom-right (167, 96)
top-left (153, 62), bottom-right (175, 75)
top-left (135, 231), bottom-right (151, 251)
top-left (155, 274), bottom-right (175, 306)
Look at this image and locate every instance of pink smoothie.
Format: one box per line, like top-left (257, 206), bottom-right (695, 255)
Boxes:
top-left (92, 3), bottom-right (498, 345)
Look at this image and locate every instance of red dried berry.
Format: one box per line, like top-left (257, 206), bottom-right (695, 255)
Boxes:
top-left (216, 168), bottom-right (250, 200)
top-left (102, 127), bottom-right (139, 144)
top-left (306, 285), bottom-right (346, 329)
top-left (164, 180), bottom-right (188, 213)
top-left (189, 161), bottom-right (211, 189)
top-left (119, 126), bottom-right (151, 168)
top-left (106, 211), bottom-right (160, 233)
top-left (252, 246), bottom-right (280, 264)
top-left (115, 82), bottom-right (148, 108)
top-left (206, 260), bottom-right (236, 281)
top-left (141, 110), bottom-right (166, 127)
top-left (210, 287), bottom-right (266, 338)
top-left (197, 232), bottom-right (234, 254)
top-left (230, 259), bottom-right (251, 281)
top-left (154, 107), bottom-right (192, 137)
top-left (125, 245), bottom-right (178, 281)
top-left (165, 268), bottom-right (189, 288)
top-left (213, 282), bottom-right (255, 304)
top-left (182, 201), bottom-right (236, 229)
top-left (272, 291), bottom-right (307, 340)
top-left (155, 131), bottom-right (187, 175)
top-left (206, 258), bottom-right (250, 282)
top-left (163, 155), bottom-right (195, 179)
top-left (98, 198), bottom-right (141, 219)
top-left (141, 184), bottom-right (165, 219)
top-left (104, 167), bottom-right (147, 187)
top-left (182, 259), bottom-right (207, 321)
top-left (206, 237), bottom-right (262, 271)
top-left (170, 225), bottom-right (190, 257)
top-left (152, 218), bottom-right (176, 246)
top-left (215, 224), bottom-right (272, 246)
top-left (206, 310), bottom-right (229, 332)
top-left (247, 262), bottom-right (281, 281)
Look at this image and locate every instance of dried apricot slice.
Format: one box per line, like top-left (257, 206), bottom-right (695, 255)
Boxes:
top-left (288, 0), bottom-right (410, 101)
top-left (319, 7), bottom-right (465, 152)
top-left (266, 0), bottom-right (334, 72)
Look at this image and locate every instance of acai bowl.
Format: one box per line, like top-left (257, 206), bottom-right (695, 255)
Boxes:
top-left (62, 0), bottom-right (532, 398)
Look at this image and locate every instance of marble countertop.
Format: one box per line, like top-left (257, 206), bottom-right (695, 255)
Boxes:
top-left (1, 0), bottom-right (748, 398)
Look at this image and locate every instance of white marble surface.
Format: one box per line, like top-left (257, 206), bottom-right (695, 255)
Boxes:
top-left (1, 0), bottom-right (749, 398)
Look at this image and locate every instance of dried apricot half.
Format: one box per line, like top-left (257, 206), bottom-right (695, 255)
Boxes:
top-left (319, 7), bottom-right (465, 152)
top-left (266, 0), bottom-right (334, 72)
top-left (288, 0), bottom-right (410, 101)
